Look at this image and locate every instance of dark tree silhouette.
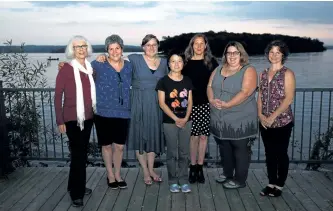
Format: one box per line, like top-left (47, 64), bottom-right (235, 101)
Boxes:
top-left (159, 31), bottom-right (326, 57)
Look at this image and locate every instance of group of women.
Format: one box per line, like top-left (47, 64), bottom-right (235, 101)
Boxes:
top-left (54, 33), bottom-right (295, 207)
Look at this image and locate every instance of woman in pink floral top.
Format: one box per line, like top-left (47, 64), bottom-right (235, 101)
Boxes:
top-left (258, 40), bottom-right (296, 197)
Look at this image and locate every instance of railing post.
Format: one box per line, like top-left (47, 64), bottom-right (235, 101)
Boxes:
top-left (0, 81), bottom-right (10, 176)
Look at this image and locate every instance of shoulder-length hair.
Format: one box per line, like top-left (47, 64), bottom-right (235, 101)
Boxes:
top-left (65, 35), bottom-right (93, 59)
top-left (264, 40), bottom-right (289, 64)
top-left (222, 41), bottom-right (249, 66)
top-left (184, 33), bottom-right (215, 70)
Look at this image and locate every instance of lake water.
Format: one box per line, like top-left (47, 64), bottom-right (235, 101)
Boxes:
top-left (27, 50), bottom-right (333, 88)
top-left (5, 50), bottom-right (333, 163)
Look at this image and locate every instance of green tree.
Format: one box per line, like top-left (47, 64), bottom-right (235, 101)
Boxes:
top-left (0, 40), bottom-right (48, 170)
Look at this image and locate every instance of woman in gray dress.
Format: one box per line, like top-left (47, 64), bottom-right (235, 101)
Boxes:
top-left (207, 41), bottom-right (258, 189)
top-left (96, 34), bottom-right (168, 185)
top-left (127, 35), bottom-right (168, 185)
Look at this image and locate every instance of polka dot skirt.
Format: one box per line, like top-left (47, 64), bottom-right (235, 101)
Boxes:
top-left (190, 103), bottom-right (210, 136)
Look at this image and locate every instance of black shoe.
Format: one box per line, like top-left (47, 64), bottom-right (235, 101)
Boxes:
top-left (189, 164), bottom-right (197, 184)
top-left (107, 178), bottom-right (119, 189)
top-left (116, 180), bottom-right (128, 189)
top-left (197, 164), bottom-right (205, 183)
top-left (84, 188), bottom-right (92, 195)
top-left (72, 199), bottom-right (83, 207)
top-left (260, 186), bottom-right (274, 196)
top-left (269, 187), bottom-right (282, 197)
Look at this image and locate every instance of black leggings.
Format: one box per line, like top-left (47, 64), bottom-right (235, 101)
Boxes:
top-left (260, 122), bottom-right (293, 187)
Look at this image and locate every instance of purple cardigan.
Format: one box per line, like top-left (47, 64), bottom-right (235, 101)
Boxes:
top-left (54, 63), bottom-right (93, 126)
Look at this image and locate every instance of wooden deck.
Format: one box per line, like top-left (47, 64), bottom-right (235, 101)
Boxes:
top-left (0, 167), bottom-right (333, 211)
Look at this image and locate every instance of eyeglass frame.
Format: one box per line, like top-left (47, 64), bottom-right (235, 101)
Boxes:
top-left (225, 51), bottom-right (241, 57)
top-left (73, 45), bottom-right (88, 50)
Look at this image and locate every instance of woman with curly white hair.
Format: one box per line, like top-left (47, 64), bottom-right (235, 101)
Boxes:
top-left (54, 35), bottom-right (95, 207)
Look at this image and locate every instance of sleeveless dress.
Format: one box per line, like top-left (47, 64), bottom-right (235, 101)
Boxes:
top-left (210, 64), bottom-right (258, 140)
top-left (127, 54), bottom-right (169, 154)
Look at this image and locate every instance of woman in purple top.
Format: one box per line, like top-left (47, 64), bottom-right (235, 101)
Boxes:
top-left (258, 40), bottom-right (296, 197)
top-left (54, 35), bottom-right (95, 207)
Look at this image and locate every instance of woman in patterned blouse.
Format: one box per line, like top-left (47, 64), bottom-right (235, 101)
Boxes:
top-left (258, 40), bottom-right (296, 197)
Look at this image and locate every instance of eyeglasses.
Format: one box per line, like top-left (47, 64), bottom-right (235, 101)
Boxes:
top-left (145, 44), bottom-right (158, 48)
top-left (226, 51), bottom-right (240, 57)
top-left (73, 45), bottom-right (88, 50)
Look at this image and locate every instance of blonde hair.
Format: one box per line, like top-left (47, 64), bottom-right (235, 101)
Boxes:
top-left (222, 41), bottom-right (249, 66)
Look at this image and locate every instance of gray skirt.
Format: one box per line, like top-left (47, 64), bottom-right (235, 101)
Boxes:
top-left (127, 88), bottom-right (165, 154)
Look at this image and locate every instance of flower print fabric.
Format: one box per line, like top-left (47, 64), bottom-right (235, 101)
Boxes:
top-left (156, 75), bottom-right (193, 123)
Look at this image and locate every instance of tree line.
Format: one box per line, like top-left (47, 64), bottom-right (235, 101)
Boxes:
top-left (159, 31), bottom-right (327, 57)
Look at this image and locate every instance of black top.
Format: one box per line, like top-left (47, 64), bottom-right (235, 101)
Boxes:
top-left (182, 58), bottom-right (219, 105)
top-left (156, 75), bottom-right (193, 123)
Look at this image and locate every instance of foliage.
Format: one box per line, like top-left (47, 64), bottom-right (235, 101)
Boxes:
top-left (159, 30), bottom-right (326, 57)
top-left (0, 40), bottom-right (49, 171)
top-left (306, 118), bottom-right (333, 170)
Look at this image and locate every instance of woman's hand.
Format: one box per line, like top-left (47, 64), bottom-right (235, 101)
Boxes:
top-left (58, 62), bottom-right (65, 71)
top-left (210, 99), bottom-right (223, 109)
top-left (259, 114), bottom-right (268, 129)
top-left (58, 124), bottom-right (66, 134)
top-left (96, 54), bottom-right (107, 62)
top-left (265, 115), bottom-right (276, 127)
top-left (175, 118), bottom-right (188, 128)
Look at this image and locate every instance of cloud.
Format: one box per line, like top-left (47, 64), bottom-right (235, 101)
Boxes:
top-left (0, 1), bottom-right (332, 45)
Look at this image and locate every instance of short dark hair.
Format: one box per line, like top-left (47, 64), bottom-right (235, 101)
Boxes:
top-left (167, 49), bottom-right (185, 63)
top-left (264, 40), bottom-right (290, 64)
top-left (141, 34), bottom-right (159, 46)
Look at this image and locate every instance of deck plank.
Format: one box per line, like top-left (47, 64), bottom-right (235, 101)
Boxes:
top-left (142, 168), bottom-right (162, 211)
top-left (112, 168), bottom-right (139, 211)
top-left (311, 171), bottom-right (333, 194)
top-left (285, 170), bottom-right (322, 211)
top-left (67, 167), bottom-right (105, 211)
top-left (156, 168), bottom-right (172, 211)
top-left (299, 171), bottom-right (333, 206)
top-left (25, 167), bottom-right (69, 211)
top-left (246, 170), bottom-right (276, 211)
top-left (81, 171), bottom-right (108, 211)
top-left (1, 167), bottom-right (333, 211)
top-left (0, 167), bottom-right (52, 211)
top-left (96, 168), bottom-right (129, 211)
top-left (52, 167), bottom-right (96, 211)
top-left (289, 171), bottom-right (333, 211)
top-left (38, 168), bottom-right (70, 211)
top-left (206, 168), bottom-right (231, 211)
top-left (253, 169), bottom-right (292, 211)
top-left (197, 168), bottom-right (216, 211)
top-left (0, 167), bottom-right (40, 204)
top-left (259, 169), bottom-right (308, 211)
top-left (126, 168), bottom-right (147, 211)
top-left (9, 167), bottom-right (62, 211)
top-left (0, 168), bottom-right (33, 195)
top-left (235, 169), bottom-right (261, 211)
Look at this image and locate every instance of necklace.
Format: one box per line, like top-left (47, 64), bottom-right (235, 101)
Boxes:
top-left (145, 55), bottom-right (158, 67)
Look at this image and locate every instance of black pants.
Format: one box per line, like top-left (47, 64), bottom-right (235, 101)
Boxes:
top-left (65, 119), bottom-right (93, 200)
top-left (215, 137), bottom-right (251, 185)
top-left (260, 122), bottom-right (293, 187)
